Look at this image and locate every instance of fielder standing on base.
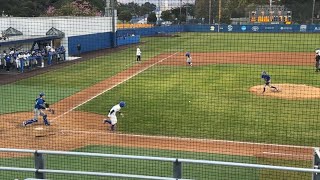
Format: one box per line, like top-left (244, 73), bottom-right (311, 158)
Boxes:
top-left (261, 71), bottom-right (279, 94)
top-left (22, 92), bottom-right (54, 126)
top-left (136, 47), bottom-right (141, 62)
top-left (185, 52), bottom-right (192, 66)
top-left (103, 101), bottom-right (126, 131)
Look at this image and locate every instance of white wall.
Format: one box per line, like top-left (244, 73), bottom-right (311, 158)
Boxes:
top-left (0, 17), bottom-right (116, 36)
top-left (0, 16), bottom-right (117, 58)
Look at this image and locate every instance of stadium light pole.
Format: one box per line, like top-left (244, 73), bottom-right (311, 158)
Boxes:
top-left (104, 0), bottom-right (116, 34)
top-left (184, 4), bottom-right (191, 24)
top-left (180, 0), bottom-right (182, 24)
top-left (209, 0), bottom-right (212, 24)
top-left (312, 0), bottom-right (316, 24)
top-left (218, 0), bottom-right (221, 32)
top-left (269, 0), bottom-right (272, 24)
top-left (111, 0), bottom-right (116, 48)
top-left (185, 5), bottom-right (188, 24)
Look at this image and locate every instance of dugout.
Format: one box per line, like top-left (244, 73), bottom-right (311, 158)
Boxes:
top-left (0, 26), bottom-right (66, 74)
top-left (0, 26), bottom-right (64, 60)
top-left (0, 17), bottom-right (116, 58)
top-left (0, 35), bottom-right (62, 50)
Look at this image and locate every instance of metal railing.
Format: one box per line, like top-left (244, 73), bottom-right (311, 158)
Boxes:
top-left (313, 148), bottom-right (320, 180)
top-left (0, 148), bottom-right (320, 179)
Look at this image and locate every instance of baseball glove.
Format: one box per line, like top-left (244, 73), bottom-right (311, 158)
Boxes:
top-left (45, 103), bottom-right (55, 114)
top-left (45, 103), bottom-right (50, 108)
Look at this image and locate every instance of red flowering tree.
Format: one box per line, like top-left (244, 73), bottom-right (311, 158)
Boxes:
top-left (46, 0), bottom-right (101, 16)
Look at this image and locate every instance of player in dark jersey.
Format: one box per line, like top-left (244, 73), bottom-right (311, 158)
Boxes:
top-left (261, 71), bottom-right (279, 94)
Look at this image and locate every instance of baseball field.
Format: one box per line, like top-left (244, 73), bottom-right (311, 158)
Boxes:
top-left (0, 32), bottom-right (319, 179)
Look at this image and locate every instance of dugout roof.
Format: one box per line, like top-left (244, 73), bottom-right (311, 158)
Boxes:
top-left (46, 27), bottom-right (65, 38)
top-left (3, 27), bottom-right (23, 36)
top-left (0, 35), bottom-right (61, 46)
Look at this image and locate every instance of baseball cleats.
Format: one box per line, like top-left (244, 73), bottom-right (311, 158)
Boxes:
top-left (22, 122), bottom-right (26, 127)
top-left (273, 88), bottom-right (280, 92)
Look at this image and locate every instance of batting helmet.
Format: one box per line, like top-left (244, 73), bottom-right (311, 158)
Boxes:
top-left (261, 71), bottom-right (267, 75)
top-left (185, 52), bottom-right (190, 56)
top-left (119, 101), bottom-right (126, 107)
top-left (39, 92), bottom-right (45, 97)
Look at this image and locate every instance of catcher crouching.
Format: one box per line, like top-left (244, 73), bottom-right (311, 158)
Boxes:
top-left (22, 92), bottom-right (55, 126)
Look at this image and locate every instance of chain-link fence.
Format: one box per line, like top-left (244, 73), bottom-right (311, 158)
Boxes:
top-left (1, 0), bottom-right (320, 179)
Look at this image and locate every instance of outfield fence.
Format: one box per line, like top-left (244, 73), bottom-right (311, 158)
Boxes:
top-left (0, 148), bottom-right (320, 180)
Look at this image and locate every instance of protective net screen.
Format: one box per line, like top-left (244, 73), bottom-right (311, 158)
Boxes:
top-left (0, 0), bottom-right (320, 179)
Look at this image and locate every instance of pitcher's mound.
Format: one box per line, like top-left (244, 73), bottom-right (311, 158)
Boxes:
top-left (250, 84), bottom-right (320, 99)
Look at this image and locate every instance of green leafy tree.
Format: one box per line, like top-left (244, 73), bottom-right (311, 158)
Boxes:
top-left (185, 3), bottom-right (195, 17)
top-left (195, 0), bottom-right (210, 22)
top-left (171, 7), bottom-right (186, 23)
top-left (118, 10), bottom-right (132, 23)
top-left (161, 10), bottom-right (174, 22)
top-left (140, 2), bottom-right (156, 16)
top-left (117, 1), bottom-right (156, 17)
top-left (147, 12), bottom-right (157, 24)
top-left (126, 2), bottom-right (140, 17)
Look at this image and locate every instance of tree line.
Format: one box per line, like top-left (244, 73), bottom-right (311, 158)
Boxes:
top-left (0, 0), bottom-right (318, 24)
top-left (116, 2), bottom-right (157, 24)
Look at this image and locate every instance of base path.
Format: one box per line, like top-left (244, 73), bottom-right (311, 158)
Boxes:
top-left (160, 52), bottom-right (314, 66)
top-left (0, 52), bottom-right (314, 160)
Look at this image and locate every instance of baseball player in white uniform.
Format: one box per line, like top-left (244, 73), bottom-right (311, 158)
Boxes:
top-left (103, 101), bottom-right (126, 131)
top-left (315, 49), bottom-right (320, 72)
top-left (136, 47), bottom-right (141, 62)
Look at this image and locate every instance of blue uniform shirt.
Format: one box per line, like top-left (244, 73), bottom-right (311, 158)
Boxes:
top-left (5, 55), bottom-right (11, 63)
top-left (35, 98), bottom-right (45, 109)
top-left (261, 74), bottom-right (271, 82)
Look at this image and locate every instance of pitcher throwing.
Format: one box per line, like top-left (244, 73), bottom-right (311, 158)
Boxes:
top-left (261, 71), bottom-right (279, 94)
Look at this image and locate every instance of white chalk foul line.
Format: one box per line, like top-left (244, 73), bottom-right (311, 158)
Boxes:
top-left (51, 52), bottom-right (179, 122)
top-left (60, 129), bottom-right (312, 149)
top-left (262, 152), bottom-right (312, 157)
top-left (125, 60), bottom-right (137, 67)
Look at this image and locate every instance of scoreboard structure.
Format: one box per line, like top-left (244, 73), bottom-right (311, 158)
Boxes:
top-left (250, 5), bottom-right (292, 24)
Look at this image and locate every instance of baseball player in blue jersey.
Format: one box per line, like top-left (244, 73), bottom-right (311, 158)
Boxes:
top-left (103, 101), bottom-right (126, 131)
top-left (261, 71), bottom-right (279, 94)
top-left (185, 52), bottom-right (192, 66)
top-left (22, 92), bottom-right (54, 126)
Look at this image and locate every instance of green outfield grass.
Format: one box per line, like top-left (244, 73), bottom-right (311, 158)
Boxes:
top-left (0, 32), bottom-right (318, 114)
top-left (0, 32), bottom-right (319, 147)
top-left (0, 32), bottom-right (318, 180)
top-left (0, 145), bottom-right (310, 180)
top-left (143, 32), bottom-right (319, 53)
top-left (77, 64), bottom-right (320, 146)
